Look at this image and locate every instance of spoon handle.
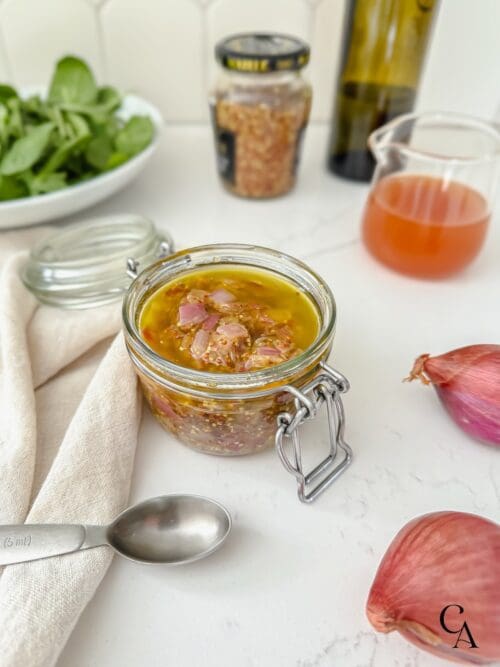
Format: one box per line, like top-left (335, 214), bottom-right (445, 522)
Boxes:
top-left (0, 524), bottom-right (102, 566)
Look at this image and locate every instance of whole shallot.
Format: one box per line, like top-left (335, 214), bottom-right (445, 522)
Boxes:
top-left (367, 511), bottom-right (500, 664)
top-left (406, 345), bottom-right (500, 446)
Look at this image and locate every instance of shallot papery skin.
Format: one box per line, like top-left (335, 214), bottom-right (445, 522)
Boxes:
top-left (366, 512), bottom-right (500, 664)
top-left (407, 345), bottom-right (500, 446)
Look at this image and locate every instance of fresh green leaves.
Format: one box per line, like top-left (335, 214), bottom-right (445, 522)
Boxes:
top-left (0, 174), bottom-right (27, 200)
top-left (48, 56), bottom-right (97, 106)
top-left (0, 85), bottom-right (17, 104)
top-left (85, 136), bottom-right (113, 170)
top-left (28, 172), bottom-right (67, 195)
top-left (0, 55), bottom-right (155, 201)
top-left (1, 122), bottom-right (54, 175)
top-left (115, 117), bottom-right (154, 156)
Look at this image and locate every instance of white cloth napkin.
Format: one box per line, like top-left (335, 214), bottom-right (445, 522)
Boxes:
top-left (0, 227), bottom-right (142, 667)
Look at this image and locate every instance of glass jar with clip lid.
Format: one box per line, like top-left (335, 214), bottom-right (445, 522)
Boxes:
top-left (22, 215), bottom-right (353, 503)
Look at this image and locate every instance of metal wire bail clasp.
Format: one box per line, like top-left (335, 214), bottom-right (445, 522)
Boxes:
top-left (275, 361), bottom-right (352, 503)
top-left (126, 236), bottom-right (174, 280)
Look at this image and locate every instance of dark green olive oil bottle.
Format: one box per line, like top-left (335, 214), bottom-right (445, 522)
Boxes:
top-left (328, 0), bottom-right (439, 182)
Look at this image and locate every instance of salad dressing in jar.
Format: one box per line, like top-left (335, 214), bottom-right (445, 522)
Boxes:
top-left (22, 220), bottom-right (353, 503)
top-left (124, 244), bottom-right (352, 501)
top-left (210, 33), bottom-right (312, 199)
top-left (134, 262), bottom-right (320, 455)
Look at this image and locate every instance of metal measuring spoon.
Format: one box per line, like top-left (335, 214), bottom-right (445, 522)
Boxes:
top-left (0, 495), bottom-right (231, 566)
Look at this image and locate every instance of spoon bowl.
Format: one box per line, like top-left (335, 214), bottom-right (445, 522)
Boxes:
top-left (109, 495), bottom-right (232, 564)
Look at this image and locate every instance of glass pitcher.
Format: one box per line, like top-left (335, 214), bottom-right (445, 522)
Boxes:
top-left (361, 112), bottom-right (500, 278)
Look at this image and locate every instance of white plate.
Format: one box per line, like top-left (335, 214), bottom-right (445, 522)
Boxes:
top-left (0, 88), bottom-right (162, 229)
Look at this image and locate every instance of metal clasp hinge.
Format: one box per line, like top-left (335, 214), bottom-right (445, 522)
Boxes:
top-left (275, 362), bottom-right (353, 503)
top-left (126, 237), bottom-right (174, 280)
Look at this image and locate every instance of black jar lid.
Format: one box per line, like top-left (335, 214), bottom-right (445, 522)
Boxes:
top-left (215, 33), bottom-right (310, 74)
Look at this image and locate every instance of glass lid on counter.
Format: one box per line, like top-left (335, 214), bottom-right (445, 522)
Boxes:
top-left (22, 214), bottom-right (173, 309)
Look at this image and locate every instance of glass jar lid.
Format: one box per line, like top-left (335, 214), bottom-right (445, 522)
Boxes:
top-left (22, 214), bottom-right (173, 309)
top-left (215, 33), bottom-right (310, 73)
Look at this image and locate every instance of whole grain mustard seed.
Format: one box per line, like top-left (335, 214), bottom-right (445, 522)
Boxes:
top-left (214, 96), bottom-right (311, 198)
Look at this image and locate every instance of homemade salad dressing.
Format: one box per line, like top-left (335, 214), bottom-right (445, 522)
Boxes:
top-left (23, 230), bottom-right (352, 496)
top-left (139, 265), bottom-right (320, 373)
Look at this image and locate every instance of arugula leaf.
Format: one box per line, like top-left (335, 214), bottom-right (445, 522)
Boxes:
top-left (66, 111), bottom-right (90, 139)
top-left (65, 152), bottom-right (89, 178)
top-left (40, 132), bottom-right (89, 175)
top-left (56, 94), bottom-right (122, 124)
top-left (47, 105), bottom-right (69, 139)
top-left (6, 97), bottom-right (24, 139)
top-left (0, 122), bottom-right (54, 175)
top-left (0, 174), bottom-right (27, 200)
top-left (115, 116), bottom-right (154, 156)
top-left (0, 85), bottom-right (18, 104)
top-left (85, 135), bottom-right (112, 170)
top-left (97, 86), bottom-right (121, 112)
top-left (105, 152), bottom-right (128, 170)
top-left (28, 171), bottom-right (67, 195)
top-left (91, 116), bottom-right (121, 142)
top-left (85, 136), bottom-right (131, 172)
top-left (48, 56), bottom-right (97, 106)
top-left (0, 103), bottom-right (9, 144)
top-left (22, 95), bottom-right (47, 117)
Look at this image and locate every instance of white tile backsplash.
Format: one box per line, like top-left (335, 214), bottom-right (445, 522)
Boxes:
top-left (0, 0), bottom-right (497, 123)
top-left (309, 0), bottom-right (345, 121)
top-left (207, 0), bottom-right (311, 45)
top-left (417, 0), bottom-right (500, 118)
top-left (102, 0), bottom-right (205, 121)
top-left (0, 32), bottom-right (11, 81)
top-left (1, 0), bottom-right (103, 88)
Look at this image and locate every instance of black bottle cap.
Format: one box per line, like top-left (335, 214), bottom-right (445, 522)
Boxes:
top-left (215, 33), bottom-right (310, 74)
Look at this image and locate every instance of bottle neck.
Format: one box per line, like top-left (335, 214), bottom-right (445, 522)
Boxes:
top-left (339, 0), bottom-right (439, 88)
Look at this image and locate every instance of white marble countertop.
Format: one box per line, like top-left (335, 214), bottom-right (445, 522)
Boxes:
top-left (58, 125), bottom-right (499, 667)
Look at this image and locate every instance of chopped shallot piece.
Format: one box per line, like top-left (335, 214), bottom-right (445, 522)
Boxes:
top-left (216, 322), bottom-right (248, 339)
top-left (202, 314), bottom-right (220, 331)
top-left (191, 329), bottom-right (210, 359)
top-left (199, 321), bottom-right (251, 367)
top-left (186, 289), bottom-right (209, 303)
top-left (178, 302), bottom-right (208, 327)
top-left (244, 346), bottom-right (286, 370)
top-left (255, 346), bottom-right (281, 356)
top-left (209, 289), bottom-right (236, 305)
top-left (152, 395), bottom-right (177, 420)
top-left (255, 311), bottom-right (277, 326)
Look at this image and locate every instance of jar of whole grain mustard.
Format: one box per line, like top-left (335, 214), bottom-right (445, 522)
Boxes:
top-left (210, 33), bottom-right (312, 199)
top-left (22, 219), bottom-right (352, 503)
